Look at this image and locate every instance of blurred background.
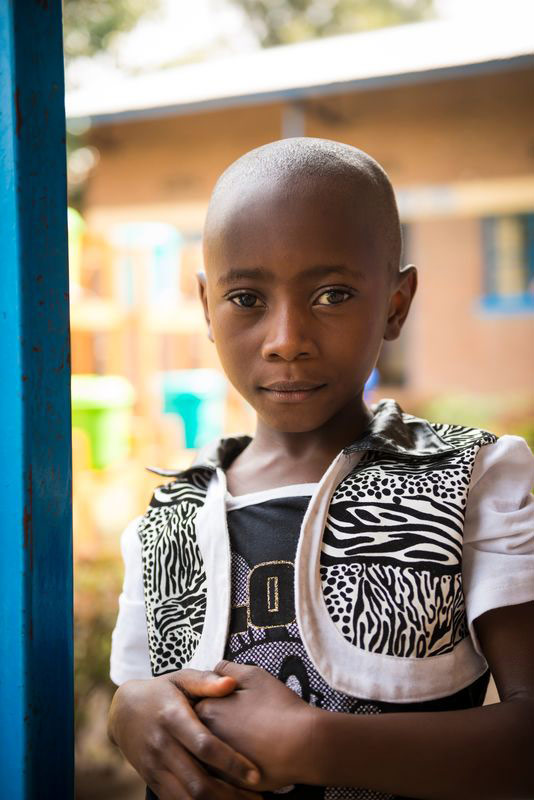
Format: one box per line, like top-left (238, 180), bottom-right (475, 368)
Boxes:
top-left (65, 1), bottom-right (534, 796)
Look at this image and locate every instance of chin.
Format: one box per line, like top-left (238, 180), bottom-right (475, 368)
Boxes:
top-left (271, 421), bottom-right (321, 434)
top-left (258, 408), bottom-right (331, 434)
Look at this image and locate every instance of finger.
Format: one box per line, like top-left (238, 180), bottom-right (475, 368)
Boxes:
top-left (149, 768), bottom-right (193, 800)
top-left (171, 668), bottom-right (237, 700)
top-left (162, 692), bottom-right (260, 788)
top-left (161, 744), bottom-right (238, 799)
top-left (157, 751), bottom-right (260, 800)
top-left (211, 776), bottom-right (263, 799)
top-left (213, 660), bottom-right (254, 683)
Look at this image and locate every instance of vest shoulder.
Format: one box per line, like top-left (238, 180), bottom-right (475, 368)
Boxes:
top-left (147, 467), bottom-right (213, 509)
top-left (362, 399), bottom-right (497, 458)
top-left (418, 418), bottom-right (498, 450)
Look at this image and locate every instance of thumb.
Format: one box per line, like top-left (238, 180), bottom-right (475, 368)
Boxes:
top-left (170, 668), bottom-right (237, 700)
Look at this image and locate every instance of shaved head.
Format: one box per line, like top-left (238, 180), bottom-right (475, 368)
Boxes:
top-left (199, 138), bottom-right (417, 436)
top-left (204, 137), bottom-right (402, 276)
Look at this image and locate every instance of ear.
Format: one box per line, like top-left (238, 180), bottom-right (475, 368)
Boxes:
top-left (196, 271), bottom-right (214, 342)
top-left (384, 265), bottom-right (418, 341)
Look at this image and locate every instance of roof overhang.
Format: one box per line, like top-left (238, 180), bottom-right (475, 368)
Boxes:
top-left (66, 16), bottom-right (534, 127)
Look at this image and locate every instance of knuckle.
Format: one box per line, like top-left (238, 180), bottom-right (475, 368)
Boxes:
top-left (168, 668), bottom-right (192, 694)
top-left (155, 708), bottom-right (170, 729)
top-left (174, 668), bottom-right (190, 683)
top-left (156, 702), bottom-right (178, 728)
top-left (195, 699), bottom-right (211, 723)
top-left (214, 659), bottom-right (231, 675)
top-left (220, 749), bottom-right (240, 777)
top-left (194, 731), bottom-right (216, 761)
top-left (145, 730), bottom-right (165, 758)
top-left (114, 679), bottom-right (143, 710)
top-left (187, 778), bottom-right (212, 800)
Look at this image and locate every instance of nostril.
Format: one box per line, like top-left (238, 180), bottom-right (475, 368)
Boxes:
top-left (263, 349), bottom-right (311, 362)
top-left (261, 314), bottom-right (315, 361)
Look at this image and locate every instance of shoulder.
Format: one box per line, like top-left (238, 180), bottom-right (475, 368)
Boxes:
top-left (147, 468), bottom-right (214, 509)
top-left (465, 434), bottom-right (534, 525)
top-left (365, 398), bottom-right (497, 458)
top-left (402, 411), bottom-right (498, 452)
top-left (141, 434), bottom-right (251, 511)
top-left (461, 435), bottom-right (534, 648)
top-left (470, 433), bottom-right (534, 483)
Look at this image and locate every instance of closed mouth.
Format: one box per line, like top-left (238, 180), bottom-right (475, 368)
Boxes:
top-left (262, 381), bottom-right (326, 392)
top-left (260, 381), bottom-right (326, 401)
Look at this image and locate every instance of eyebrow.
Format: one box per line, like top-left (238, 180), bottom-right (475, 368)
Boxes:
top-left (217, 267), bottom-right (272, 287)
top-left (216, 264), bottom-right (361, 287)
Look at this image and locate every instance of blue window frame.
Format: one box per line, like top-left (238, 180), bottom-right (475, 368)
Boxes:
top-left (481, 214), bottom-right (534, 313)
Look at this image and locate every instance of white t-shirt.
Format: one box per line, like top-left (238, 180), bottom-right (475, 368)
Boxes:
top-left (110, 435), bottom-right (534, 687)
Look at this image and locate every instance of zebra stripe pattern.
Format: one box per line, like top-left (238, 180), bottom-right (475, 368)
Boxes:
top-left (139, 473), bottom-right (212, 675)
top-left (138, 421), bottom-right (496, 672)
top-left (320, 428), bottom-right (495, 658)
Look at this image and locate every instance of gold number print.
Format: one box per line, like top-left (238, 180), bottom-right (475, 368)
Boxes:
top-left (248, 561), bottom-right (295, 629)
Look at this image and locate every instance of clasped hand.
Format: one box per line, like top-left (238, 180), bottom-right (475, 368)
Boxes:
top-left (108, 661), bottom-right (314, 799)
top-left (197, 660), bottom-right (314, 792)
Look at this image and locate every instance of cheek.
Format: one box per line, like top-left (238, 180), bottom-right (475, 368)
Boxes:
top-left (210, 320), bottom-right (261, 399)
top-left (211, 306), bottom-right (258, 362)
top-left (324, 315), bottom-right (381, 364)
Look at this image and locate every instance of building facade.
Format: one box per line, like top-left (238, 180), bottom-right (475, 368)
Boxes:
top-left (71, 24), bottom-right (534, 405)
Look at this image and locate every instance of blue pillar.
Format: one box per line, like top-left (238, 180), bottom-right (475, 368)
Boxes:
top-left (0, 1), bottom-right (73, 798)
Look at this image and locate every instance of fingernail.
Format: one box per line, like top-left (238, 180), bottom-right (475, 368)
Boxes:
top-left (246, 769), bottom-right (260, 785)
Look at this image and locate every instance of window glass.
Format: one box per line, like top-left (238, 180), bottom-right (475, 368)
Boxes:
top-left (482, 214), bottom-right (534, 311)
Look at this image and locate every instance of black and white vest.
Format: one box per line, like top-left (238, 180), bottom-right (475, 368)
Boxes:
top-left (138, 399), bottom-right (496, 703)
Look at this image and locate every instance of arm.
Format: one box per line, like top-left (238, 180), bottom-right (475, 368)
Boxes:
top-left (306, 600), bottom-right (534, 799)
top-left (109, 521), bottom-right (261, 799)
top-left (108, 668), bottom-right (262, 800)
top-left (196, 601), bottom-right (534, 799)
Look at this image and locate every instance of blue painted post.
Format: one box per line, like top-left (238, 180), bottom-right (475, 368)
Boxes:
top-left (0, 2), bottom-right (73, 798)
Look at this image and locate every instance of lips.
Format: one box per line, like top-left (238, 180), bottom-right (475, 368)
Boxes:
top-left (262, 381), bottom-right (325, 392)
top-left (260, 380), bottom-right (326, 402)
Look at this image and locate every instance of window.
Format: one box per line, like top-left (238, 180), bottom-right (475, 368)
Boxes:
top-left (482, 214), bottom-right (534, 312)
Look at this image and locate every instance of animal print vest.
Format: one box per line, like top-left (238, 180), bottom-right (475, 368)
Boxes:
top-left (138, 399), bottom-right (496, 703)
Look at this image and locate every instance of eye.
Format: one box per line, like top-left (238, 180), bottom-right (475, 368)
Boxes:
top-left (229, 292), bottom-right (263, 308)
top-left (314, 288), bottom-right (353, 306)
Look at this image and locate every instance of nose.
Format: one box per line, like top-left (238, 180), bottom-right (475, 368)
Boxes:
top-left (261, 302), bottom-right (316, 362)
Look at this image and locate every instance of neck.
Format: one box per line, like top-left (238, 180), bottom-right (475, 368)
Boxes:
top-left (251, 395), bottom-right (373, 462)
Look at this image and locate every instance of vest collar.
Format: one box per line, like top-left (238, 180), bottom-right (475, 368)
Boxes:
top-left (148, 398), bottom-right (460, 479)
top-left (343, 398), bottom-right (457, 458)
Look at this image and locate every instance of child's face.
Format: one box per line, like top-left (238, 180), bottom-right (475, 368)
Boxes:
top-left (200, 175), bottom-right (414, 434)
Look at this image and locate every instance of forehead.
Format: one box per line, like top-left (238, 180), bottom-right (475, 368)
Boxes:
top-left (203, 173), bottom-right (388, 278)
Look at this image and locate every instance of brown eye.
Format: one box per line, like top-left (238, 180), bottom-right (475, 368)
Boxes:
top-left (230, 293), bottom-right (260, 308)
top-left (315, 289), bottom-right (351, 306)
